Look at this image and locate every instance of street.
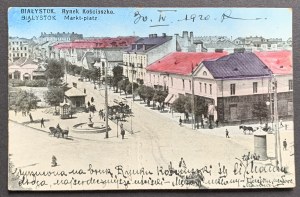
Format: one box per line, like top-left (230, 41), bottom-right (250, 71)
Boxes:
top-left (8, 75), bottom-right (295, 190)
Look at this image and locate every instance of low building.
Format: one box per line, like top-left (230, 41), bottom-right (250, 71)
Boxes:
top-left (64, 87), bottom-right (86, 108)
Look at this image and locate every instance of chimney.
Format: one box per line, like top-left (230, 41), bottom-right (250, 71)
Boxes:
top-left (183, 31), bottom-right (188, 38)
top-left (153, 34), bottom-right (157, 38)
top-left (190, 31), bottom-right (194, 43)
top-left (149, 34), bottom-right (152, 38)
top-left (162, 33), bottom-right (166, 37)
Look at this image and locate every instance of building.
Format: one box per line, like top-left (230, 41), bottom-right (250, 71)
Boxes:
top-left (146, 51), bottom-right (292, 124)
top-left (64, 87), bottom-right (86, 108)
top-left (38, 32), bottom-right (83, 43)
top-left (8, 37), bottom-right (35, 62)
top-left (8, 57), bottom-right (46, 80)
top-left (233, 36), bottom-right (288, 51)
top-left (194, 36), bottom-right (239, 53)
top-left (123, 34), bottom-right (176, 84)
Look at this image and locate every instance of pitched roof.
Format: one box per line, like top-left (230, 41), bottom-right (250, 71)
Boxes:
top-left (53, 37), bottom-right (137, 49)
top-left (146, 52), bottom-right (228, 75)
top-left (254, 51), bottom-right (292, 75)
top-left (65, 87), bottom-right (86, 97)
top-left (126, 36), bottom-right (172, 52)
top-left (203, 40), bottom-right (238, 49)
top-left (203, 52), bottom-right (272, 79)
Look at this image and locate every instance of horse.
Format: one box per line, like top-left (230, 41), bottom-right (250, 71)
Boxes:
top-left (49, 127), bottom-right (59, 137)
top-left (60, 129), bottom-right (69, 138)
top-left (239, 125), bottom-right (255, 135)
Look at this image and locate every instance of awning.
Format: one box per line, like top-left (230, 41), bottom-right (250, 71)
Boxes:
top-left (169, 95), bottom-right (177, 104)
top-left (164, 94), bottom-right (174, 103)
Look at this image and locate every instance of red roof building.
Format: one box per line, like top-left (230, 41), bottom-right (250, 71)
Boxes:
top-left (53, 36), bottom-right (138, 49)
top-left (146, 52), bottom-right (228, 75)
top-left (255, 51), bottom-right (292, 75)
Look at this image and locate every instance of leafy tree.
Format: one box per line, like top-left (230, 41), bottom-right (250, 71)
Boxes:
top-left (74, 66), bottom-right (83, 75)
top-left (45, 59), bottom-right (64, 81)
top-left (136, 85), bottom-right (147, 102)
top-left (172, 95), bottom-right (189, 114)
top-left (126, 82), bottom-right (139, 95)
top-left (112, 66), bottom-right (123, 92)
top-left (252, 102), bottom-right (268, 124)
top-left (118, 79), bottom-right (129, 95)
top-left (11, 90), bottom-right (38, 112)
top-left (44, 87), bottom-right (64, 110)
top-left (144, 86), bottom-right (155, 106)
top-left (153, 90), bottom-right (168, 106)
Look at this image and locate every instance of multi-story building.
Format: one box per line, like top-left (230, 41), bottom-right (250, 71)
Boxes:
top-left (8, 37), bottom-right (35, 62)
top-left (146, 51), bottom-right (292, 124)
top-left (38, 32), bottom-right (83, 43)
top-left (122, 33), bottom-right (176, 84)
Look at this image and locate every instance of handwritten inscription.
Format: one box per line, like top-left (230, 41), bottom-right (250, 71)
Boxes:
top-left (10, 154), bottom-right (293, 190)
top-left (134, 9), bottom-right (267, 27)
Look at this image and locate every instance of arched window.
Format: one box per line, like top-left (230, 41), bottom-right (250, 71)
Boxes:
top-left (203, 71), bottom-right (207, 76)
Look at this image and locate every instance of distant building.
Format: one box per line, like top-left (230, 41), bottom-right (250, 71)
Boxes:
top-left (8, 37), bottom-right (35, 62)
top-left (233, 36), bottom-right (288, 51)
top-left (8, 57), bottom-right (46, 80)
top-left (38, 32), bottom-right (83, 43)
top-left (64, 87), bottom-right (86, 108)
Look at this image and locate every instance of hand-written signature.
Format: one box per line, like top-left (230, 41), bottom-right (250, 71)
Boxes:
top-left (133, 9), bottom-right (267, 27)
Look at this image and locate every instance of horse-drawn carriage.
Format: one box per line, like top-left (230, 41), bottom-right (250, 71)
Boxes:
top-left (49, 126), bottom-right (69, 139)
top-left (239, 124), bottom-right (272, 135)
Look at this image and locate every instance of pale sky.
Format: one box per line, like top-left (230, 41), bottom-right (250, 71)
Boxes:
top-left (8, 7), bottom-right (292, 40)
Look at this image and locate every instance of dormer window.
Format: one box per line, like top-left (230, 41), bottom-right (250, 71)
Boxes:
top-left (203, 71), bottom-right (207, 76)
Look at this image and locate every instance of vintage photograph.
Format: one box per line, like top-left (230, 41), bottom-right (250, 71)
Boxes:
top-left (8, 7), bottom-right (294, 190)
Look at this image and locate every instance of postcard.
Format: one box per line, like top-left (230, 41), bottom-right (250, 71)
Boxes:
top-left (8, 7), bottom-right (294, 190)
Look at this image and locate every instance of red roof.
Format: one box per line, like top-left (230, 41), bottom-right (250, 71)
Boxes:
top-left (255, 51), bottom-right (292, 75)
top-left (53, 37), bottom-right (137, 49)
top-left (146, 52), bottom-right (228, 75)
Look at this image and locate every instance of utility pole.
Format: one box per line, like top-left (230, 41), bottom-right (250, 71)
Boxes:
top-left (273, 76), bottom-right (282, 167)
top-left (191, 64), bottom-right (196, 130)
top-left (130, 65), bottom-right (134, 134)
top-left (105, 58), bottom-right (109, 139)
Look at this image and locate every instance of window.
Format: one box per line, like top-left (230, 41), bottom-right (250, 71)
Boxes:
top-left (182, 79), bottom-right (185, 89)
top-left (189, 80), bottom-right (191, 90)
top-left (204, 83), bottom-right (207, 93)
top-left (171, 77), bottom-right (173, 86)
top-left (203, 71), bottom-right (207, 76)
top-left (289, 80), bottom-right (293, 90)
top-left (209, 84), bottom-right (212, 95)
top-left (20, 47), bottom-right (22, 50)
top-left (199, 82), bottom-right (202, 92)
top-left (253, 82), bottom-right (258, 93)
top-left (230, 84), bottom-right (236, 95)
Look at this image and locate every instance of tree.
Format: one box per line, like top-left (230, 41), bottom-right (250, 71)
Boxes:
top-left (126, 82), bottom-right (139, 95)
top-left (172, 95), bottom-right (187, 114)
top-left (153, 90), bottom-right (168, 106)
top-left (12, 90), bottom-right (38, 112)
top-left (44, 87), bottom-right (64, 111)
top-left (136, 85), bottom-right (147, 102)
top-left (252, 102), bottom-right (268, 124)
top-left (112, 66), bottom-right (123, 92)
top-left (45, 59), bottom-right (64, 81)
top-left (118, 79), bottom-right (129, 95)
top-left (144, 86), bottom-right (155, 106)
top-left (74, 66), bottom-right (83, 75)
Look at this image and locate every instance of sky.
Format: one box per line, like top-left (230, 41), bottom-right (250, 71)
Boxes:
top-left (8, 7), bottom-right (292, 40)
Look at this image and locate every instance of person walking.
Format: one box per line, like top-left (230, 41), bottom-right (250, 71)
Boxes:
top-left (179, 117), bottom-right (182, 126)
top-left (29, 112), bottom-right (33, 122)
top-left (200, 118), bottom-right (204, 128)
top-left (120, 123), bottom-right (125, 139)
top-left (226, 129), bottom-right (230, 138)
top-left (283, 139), bottom-right (287, 151)
top-left (91, 97), bottom-right (94, 103)
top-left (41, 118), bottom-right (45, 128)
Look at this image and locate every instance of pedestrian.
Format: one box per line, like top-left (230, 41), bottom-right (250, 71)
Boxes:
top-left (200, 118), bottom-right (204, 128)
top-left (121, 127), bottom-right (125, 140)
top-left (87, 101), bottom-right (91, 107)
top-left (91, 97), bottom-right (94, 103)
top-left (51, 155), bottom-right (57, 167)
top-left (215, 119), bottom-right (219, 127)
top-left (84, 88), bottom-right (86, 94)
top-left (29, 113), bottom-right (33, 122)
top-left (226, 129), bottom-right (230, 138)
top-left (283, 139), bottom-right (287, 151)
top-left (41, 118), bottom-right (45, 128)
top-left (179, 117), bottom-right (182, 126)
top-left (280, 119), bottom-right (284, 127)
